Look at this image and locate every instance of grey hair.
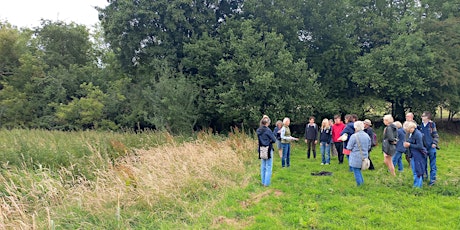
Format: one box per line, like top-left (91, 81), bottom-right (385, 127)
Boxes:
top-left (403, 121), bottom-right (417, 130)
top-left (260, 117), bottom-right (271, 126)
top-left (283, 117), bottom-right (290, 125)
top-left (354, 121), bottom-right (364, 131)
top-left (383, 114), bottom-right (394, 123)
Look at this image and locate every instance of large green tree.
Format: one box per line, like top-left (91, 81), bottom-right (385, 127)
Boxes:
top-left (184, 19), bottom-right (322, 129)
top-left (352, 31), bottom-right (437, 120)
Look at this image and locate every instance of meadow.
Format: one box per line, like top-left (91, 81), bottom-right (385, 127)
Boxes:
top-left (0, 128), bottom-right (459, 229)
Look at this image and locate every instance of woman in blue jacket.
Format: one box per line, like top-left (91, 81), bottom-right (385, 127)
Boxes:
top-left (346, 121), bottom-right (371, 186)
top-left (257, 116), bottom-right (277, 187)
top-left (393, 121), bottom-right (406, 172)
top-left (403, 121), bottom-right (427, 188)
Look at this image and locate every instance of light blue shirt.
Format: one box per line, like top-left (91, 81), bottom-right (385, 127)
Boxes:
top-left (346, 131), bottom-right (371, 168)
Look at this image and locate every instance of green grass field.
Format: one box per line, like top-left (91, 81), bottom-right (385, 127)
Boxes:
top-left (212, 139), bottom-right (460, 229)
top-left (0, 129), bottom-right (459, 229)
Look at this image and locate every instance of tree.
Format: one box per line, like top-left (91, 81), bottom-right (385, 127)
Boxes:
top-left (184, 19), bottom-right (322, 130)
top-left (55, 83), bottom-right (109, 130)
top-left (352, 31), bottom-right (437, 120)
top-left (421, 17), bottom-right (460, 120)
top-left (36, 20), bottom-right (92, 69)
top-left (98, 0), bottom-right (242, 73)
top-left (0, 22), bottom-right (22, 80)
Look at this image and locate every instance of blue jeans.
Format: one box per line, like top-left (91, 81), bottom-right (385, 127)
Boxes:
top-left (423, 147), bottom-right (437, 183)
top-left (281, 143), bottom-right (291, 167)
top-left (320, 142), bottom-right (331, 164)
top-left (261, 151), bottom-right (273, 186)
top-left (392, 151), bottom-right (404, 171)
top-left (351, 167), bottom-right (364, 186)
top-left (411, 158), bottom-right (423, 188)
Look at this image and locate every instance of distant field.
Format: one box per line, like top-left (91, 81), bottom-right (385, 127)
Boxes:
top-left (0, 129), bottom-right (458, 229)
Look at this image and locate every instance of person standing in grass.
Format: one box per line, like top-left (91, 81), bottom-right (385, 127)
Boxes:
top-left (332, 115), bottom-right (345, 164)
top-left (393, 121), bottom-right (406, 172)
top-left (382, 114), bottom-right (398, 176)
top-left (405, 112), bottom-right (417, 166)
top-left (346, 121), bottom-right (371, 186)
top-left (319, 118), bottom-right (332, 165)
top-left (329, 119), bottom-right (337, 157)
top-left (304, 116), bottom-right (318, 159)
top-left (363, 119), bottom-right (376, 170)
top-left (339, 114), bottom-right (357, 171)
top-left (257, 116), bottom-right (277, 187)
top-left (280, 117), bottom-right (299, 167)
top-left (419, 111), bottom-right (439, 186)
top-left (273, 120), bottom-right (284, 159)
top-left (403, 121), bottom-right (427, 188)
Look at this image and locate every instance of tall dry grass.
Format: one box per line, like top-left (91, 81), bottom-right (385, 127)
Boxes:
top-left (0, 129), bottom-right (256, 229)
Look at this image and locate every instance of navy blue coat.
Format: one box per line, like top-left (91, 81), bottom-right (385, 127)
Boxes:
top-left (408, 129), bottom-right (427, 177)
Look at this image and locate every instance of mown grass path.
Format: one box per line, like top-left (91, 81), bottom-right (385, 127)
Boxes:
top-left (213, 141), bottom-right (460, 229)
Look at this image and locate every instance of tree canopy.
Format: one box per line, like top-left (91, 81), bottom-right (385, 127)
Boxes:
top-left (0, 0), bottom-right (459, 132)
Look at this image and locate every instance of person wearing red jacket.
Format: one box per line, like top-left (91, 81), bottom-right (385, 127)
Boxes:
top-left (331, 115), bottom-right (346, 164)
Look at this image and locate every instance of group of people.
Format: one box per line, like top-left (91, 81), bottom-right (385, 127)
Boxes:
top-left (257, 112), bottom-right (439, 188)
top-left (384, 112), bottom-right (440, 188)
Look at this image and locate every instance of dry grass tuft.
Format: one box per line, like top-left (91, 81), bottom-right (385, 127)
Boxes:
top-left (211, 216), bottom-right (255, 230)
top-left (240, 189), bottom-right (284, 209)
top-left (0, 131), bottom-right (256, 228)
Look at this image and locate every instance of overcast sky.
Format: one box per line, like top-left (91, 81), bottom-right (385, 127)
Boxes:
top-left (0, 0), bottom-right (109, 28)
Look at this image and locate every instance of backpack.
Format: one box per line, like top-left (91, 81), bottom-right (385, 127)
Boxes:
top-left (372, 132), bottom-right (378, 147)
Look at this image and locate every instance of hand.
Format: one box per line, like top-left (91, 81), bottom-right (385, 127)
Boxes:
top-left (432, 144), bottom-right (436, 148)
top-left (294, 137), bottom-right (299, 141)
top-left (304, 139), bottom-right (308, 144)
top-left (315, 140), bottom-right (318, 144)
top-left (325, 143), bottom-right (329, 146)
top-left (339, 134), bottom-right (348, 141)
top-left (403, 142), bottom-right (410, 148)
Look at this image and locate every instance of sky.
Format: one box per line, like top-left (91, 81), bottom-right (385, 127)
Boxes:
top-left (0, 0), bottom-right (109, 28)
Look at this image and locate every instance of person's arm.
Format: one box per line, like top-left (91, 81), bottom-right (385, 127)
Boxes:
top-left (326, 129), bottom-right (332, 144)
top-left (280, 127), bottom-right (296, 141)
top-left (387, 126), bottom-right (398, 143)
top-left (304, 125), bottom-right (308, 140)
top-left (346, 134), bottom-right (356, 150)
top-left (430, 122), bottom-right (439, 147)
top-left (365, 135), bottom-right (371, 152)
top-left (281, 127), bottom-right (288, 140)
top-left (410, 132), bottom-right (425, 150)
top-left (315, 125), bottom-right (319, 143)
top-left (269, 129), bottom-right (277, 143)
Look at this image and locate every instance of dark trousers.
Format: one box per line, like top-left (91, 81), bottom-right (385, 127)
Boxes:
top-left (306, 139), bottom-right (316, 158)
top-left (368, 150), bottom-right (375, 170)
top-left (334, 142), bottom-right (344, 163)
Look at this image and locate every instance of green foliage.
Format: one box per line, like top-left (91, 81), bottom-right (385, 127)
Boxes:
top-left (150, 72), bottom-right (199, 134)
top-left (1, 0), bottom-right (460, 131)
top-left (55, 83), bottom-right (107, 130)
top-left (0, 23), bottom-right (22, 78)
top-left (352, 31), bottom-right (437, 119)
top-left (36, 20), bottom-right (93, 69)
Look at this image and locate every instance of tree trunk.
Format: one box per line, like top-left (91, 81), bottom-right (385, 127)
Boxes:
top-left (393, 99), bottom-right (405, 121)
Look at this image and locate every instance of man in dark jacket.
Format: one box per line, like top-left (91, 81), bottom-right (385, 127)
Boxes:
top-left (304, 116), bottom-right (318, 159)
top-left (420, 111), bottom-right (439, 186)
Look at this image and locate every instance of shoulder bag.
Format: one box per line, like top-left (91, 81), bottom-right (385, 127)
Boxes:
top-left (259, 146), bottom-right (269, 159)
top-left (356, 134), bottom-right (370, 170)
